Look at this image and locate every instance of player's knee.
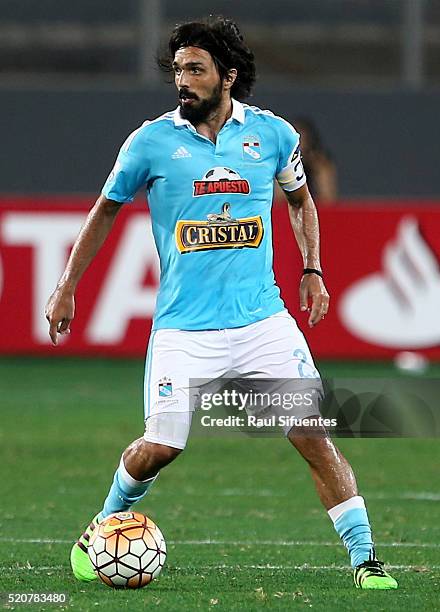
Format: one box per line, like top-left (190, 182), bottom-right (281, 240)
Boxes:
top-left (124, 437), bottom-right (181, 478)
top-left (141, 440), bottom-right (182, 470)
top-left (287, 420), bottom-right (326, 443)
top-left (287, 425), bottom-right (335, 465)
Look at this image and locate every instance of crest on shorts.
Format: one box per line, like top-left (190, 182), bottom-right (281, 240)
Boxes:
top-left (242, 135), bottom-right (261, 160)
top-left (158, 378), bottom-right (173, 397)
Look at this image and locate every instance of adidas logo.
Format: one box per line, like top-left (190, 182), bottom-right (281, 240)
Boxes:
top-left (172, 146), bottom-right (192, 159)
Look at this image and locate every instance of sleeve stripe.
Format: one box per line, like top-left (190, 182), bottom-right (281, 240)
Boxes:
top-left (121, 112), bottom-right (174, 153)
top-left (244, 105), bottom-right (299, 136)
top-left (121, 124), bottom-right (149, 153)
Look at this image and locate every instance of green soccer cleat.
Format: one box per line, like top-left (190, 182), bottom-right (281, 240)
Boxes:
top-left (70, 514), bottom-right (101, 582)
top-left (354, 559), bottom-right (398, 590)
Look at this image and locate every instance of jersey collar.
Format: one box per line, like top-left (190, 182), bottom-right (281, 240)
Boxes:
top-left (173, 98), bottom-right (245, 127)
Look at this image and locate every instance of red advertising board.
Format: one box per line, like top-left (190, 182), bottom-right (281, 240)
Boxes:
top-left (1, 197), bottom-right (440, 359)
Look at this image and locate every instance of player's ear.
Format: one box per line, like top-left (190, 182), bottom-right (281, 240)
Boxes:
top-left (223, 68), bottom-right (237, 91)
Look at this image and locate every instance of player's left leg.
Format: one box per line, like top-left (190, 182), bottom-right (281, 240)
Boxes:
top-left (230, 310), bottom-right (397, 589)
top-left (288, 426), bottom-right (397, 589)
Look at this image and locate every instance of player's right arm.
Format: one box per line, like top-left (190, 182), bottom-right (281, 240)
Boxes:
top-left (45, 123), bottom-right (152, 345)
top-left (45, 195), bottom-right (122, 345)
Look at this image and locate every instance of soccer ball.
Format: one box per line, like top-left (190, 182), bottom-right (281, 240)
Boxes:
top-left (88, 511), bottom-right (166, 588)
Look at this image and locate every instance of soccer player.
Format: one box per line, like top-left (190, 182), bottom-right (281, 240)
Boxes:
top-left (45, 17), bottom-right (397, 590)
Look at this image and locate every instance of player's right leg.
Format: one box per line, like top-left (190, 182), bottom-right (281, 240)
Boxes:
top-left (70, 438), bottom-right (182, 581)
top-left (71, 328), bottom-right (228, 582)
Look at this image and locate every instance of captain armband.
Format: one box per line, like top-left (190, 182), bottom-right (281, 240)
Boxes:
top-left (276, 149), bottom-right (307, 192)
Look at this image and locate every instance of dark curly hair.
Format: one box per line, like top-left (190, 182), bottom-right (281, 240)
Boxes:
top-left (157, 16), bottom-right (256, 100)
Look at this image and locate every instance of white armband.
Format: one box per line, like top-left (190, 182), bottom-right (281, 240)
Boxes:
top-left (276, 148), bottom-right (307, 191)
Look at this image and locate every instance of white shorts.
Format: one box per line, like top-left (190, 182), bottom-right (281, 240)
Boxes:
top-left (143, 310), bottom-right (322, 448)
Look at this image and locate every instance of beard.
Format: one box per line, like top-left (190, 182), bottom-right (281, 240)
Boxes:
top-left (179, 82), bottom-right (223, 124)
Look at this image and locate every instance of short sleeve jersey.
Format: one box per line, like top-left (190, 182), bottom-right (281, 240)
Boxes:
top-left (102, 99), bottom-right (306, 330)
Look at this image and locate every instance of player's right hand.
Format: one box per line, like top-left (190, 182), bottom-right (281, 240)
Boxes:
top-left (45, 289), bottom-right (75, 346)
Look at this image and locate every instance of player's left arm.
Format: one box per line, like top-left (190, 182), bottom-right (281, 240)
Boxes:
top-left (284, 184), bottom-right (330, 327)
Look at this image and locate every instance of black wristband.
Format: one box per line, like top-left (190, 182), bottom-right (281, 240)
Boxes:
top-left (303, 268), bottom-right (323, 278)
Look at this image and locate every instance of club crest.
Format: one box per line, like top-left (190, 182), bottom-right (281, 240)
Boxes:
top-left (242, 136), bottom-right (261, 160)
top-left (158, 378), bottom-right (173, 397)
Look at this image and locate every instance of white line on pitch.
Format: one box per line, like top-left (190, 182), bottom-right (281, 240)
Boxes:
top-left (0, 538), bottom-right (439, 548)
top-left (4, 565), bottom-right (64, 571)
top-left (368, 492), bottom-right (440, 502)
top-left (174, 563), bottom-right (440, 571)
top-left (170, 540), bottom-right (440, 549)
top-left (4, 564), bottom-right (439, 572)
top-left (0, 538), bottom-right (72, 544)
top-left (153, 489), bottom-right (440, 501)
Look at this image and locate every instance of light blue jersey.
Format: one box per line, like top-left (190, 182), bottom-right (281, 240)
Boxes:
top-left (102, 99), bottom-right (306, 330)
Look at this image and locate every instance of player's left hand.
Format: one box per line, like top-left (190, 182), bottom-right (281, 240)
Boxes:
top-left (300, 274), bottom-right (330, 327)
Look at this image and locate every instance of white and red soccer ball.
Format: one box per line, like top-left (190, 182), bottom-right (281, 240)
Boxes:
top-left (88, 511), bottom-right (166, 588)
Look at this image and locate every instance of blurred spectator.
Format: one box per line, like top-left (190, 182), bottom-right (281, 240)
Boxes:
top-left (294, 117), bottom-right (338, 205)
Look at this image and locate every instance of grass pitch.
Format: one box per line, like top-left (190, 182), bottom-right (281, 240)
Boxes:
top-left (0, 357), bottom-right (439, 611)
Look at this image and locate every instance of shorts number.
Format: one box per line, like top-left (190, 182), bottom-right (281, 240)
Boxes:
top-left (294, 349), bottom-right (319, 378)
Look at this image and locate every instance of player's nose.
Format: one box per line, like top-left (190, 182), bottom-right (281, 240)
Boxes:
top-left (177, 70), bottom-right (191, 89)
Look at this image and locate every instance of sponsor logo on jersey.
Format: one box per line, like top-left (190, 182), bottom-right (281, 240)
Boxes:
top-left (242, 135), bottom-right (261, 160)
top-left (193, 167), bottom-right (250, 197)
top-left (175, 203), bottom-right (263, 254)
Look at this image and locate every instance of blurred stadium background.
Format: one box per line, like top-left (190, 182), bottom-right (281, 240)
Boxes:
top-left (1, 0), bottom-right (440, 361)
top-left (1, 2), bottom-right (439, 608)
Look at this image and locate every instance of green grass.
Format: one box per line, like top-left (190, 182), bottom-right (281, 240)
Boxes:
top-left (0, 358), bottom-right (439, 611)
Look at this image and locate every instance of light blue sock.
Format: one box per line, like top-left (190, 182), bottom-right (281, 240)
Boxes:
top-left (328, 496), bottom-right (375, 568)
top-left (100, 457), bottom-right (158, 520)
